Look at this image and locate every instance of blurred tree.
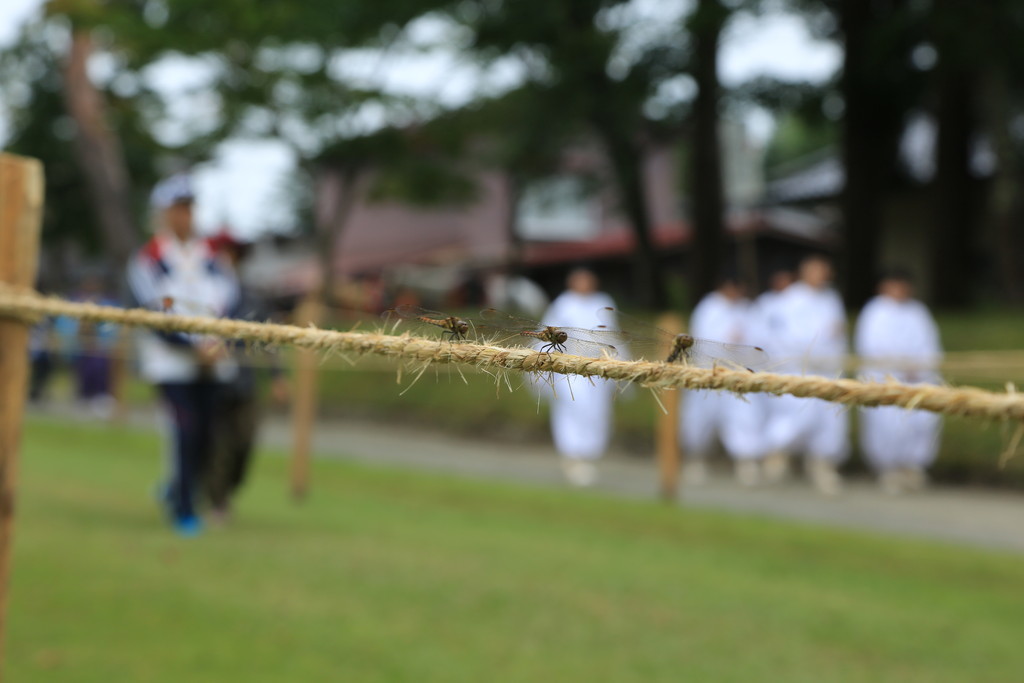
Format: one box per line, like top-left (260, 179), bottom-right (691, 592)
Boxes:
top-left (460, 0), bottom-right (687, 308)
top-left (980, 2), bottom-right (1024, 302)
top-left (784, 0), bottom-right (923, 308)
top-left (835, 0), bottom-right (921, 309)
top-left (929, 0), bottom-right (979, 308)
top-left (686, 0), bottom-right (730, 303)
top-left (2, 0), bottom-right (459, 300)
top-left (760, 105), bottom-right (838, 172)
top-left (926, 0), bottom-right (1024, 305)
top-left (312, 125), bottom-right (478, 302)
top-left (62, 26), bottom-right (139, 266)
top-left (418, 85), bottom-right (577, 277)
top-left (133, 0), bottom-right (463, 304)
top-left (733, 74), bottom-right (839, 175)
top-left (0, 16), bottom-right (163, 277)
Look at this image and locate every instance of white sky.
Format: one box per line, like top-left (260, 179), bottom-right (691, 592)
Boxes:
top-left (0, 0), bottom-right (840, 237)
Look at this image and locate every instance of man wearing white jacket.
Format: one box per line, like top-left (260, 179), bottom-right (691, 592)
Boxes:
top-left (127, 173), bottom-right (240, 536)
top-left (764, 255), bottom-right (849, 494)
top-left (681, 276), bottom-right (765, 486)
top-left (855, 270), bottom-right (942, 493)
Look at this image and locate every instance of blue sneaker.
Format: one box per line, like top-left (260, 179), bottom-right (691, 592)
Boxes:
top-left (173, 516), bottom-right (203, 538)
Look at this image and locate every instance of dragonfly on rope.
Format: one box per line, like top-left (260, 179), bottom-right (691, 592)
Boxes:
top-left (596, 307), bottom-right (768, 372)
top-left (382, 305), bottom-right (473, 342)
top-left (474, 308), bottom-right (618, 358)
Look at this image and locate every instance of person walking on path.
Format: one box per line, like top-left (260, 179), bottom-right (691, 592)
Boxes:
top-left (541, 268), bottom-right (618, 487)
top-left (763, 255), bottom-right (849, 495)
top-left (855, 269), bottom-right (943, 494)
top-left (204, 230), bottom-right (289, 523)
top-left (127, 173), bottom-right (240, 536)
top-left (681, 275), bottom-right (766, 486)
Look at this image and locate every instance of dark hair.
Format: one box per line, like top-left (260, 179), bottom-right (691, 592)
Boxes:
top-left (715, 265), bottom-right (741, 289)
top-left (877, 267), bottom-right (914, 286)
top-left (800, 252), bottom-right (832, 267)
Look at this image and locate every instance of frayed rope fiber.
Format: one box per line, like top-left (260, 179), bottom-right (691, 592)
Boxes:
top-left (1, 288), bottom-right (1022, 423)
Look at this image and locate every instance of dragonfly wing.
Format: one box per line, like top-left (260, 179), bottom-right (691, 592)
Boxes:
top-left (392, 304), bottom-right (420, 318)
top-left (478, 308), bottom-right (543, 332)
top-left (393, 304), bottom-right (452, 320)
top-left (563, 328), bottom-right (620, 358)
top-left (595, 326), bottom-right (671, 362)
top-left (600, 308), bottom-right (677, 338)
top-left (690, 339), bottom-right (770, 371)
top-left (560, 337), bottom-right (618, 359)
top-left (595, 306), bottom-right (623, 327)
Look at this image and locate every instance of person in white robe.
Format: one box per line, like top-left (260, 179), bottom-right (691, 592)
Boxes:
top-left (747, 269), bottom-right (794, 481)
top-left (680, 276), bottom-right (765, 486)
top-left (763, 255), bottom-right (849, 494)
top-left (541, 268), bottom-right (618, 487)
top-left (855, 269), bottom-right (942, 493)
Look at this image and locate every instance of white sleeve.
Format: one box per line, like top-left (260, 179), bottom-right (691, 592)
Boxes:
top-left (126, 253), bottom-right (162, 310)
top-left (688, 297), bottom-right (714, 338)
top-left (854, 301), bottom-right (877, 356)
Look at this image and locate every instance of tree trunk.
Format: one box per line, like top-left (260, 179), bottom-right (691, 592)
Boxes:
top-left (62, 30), bottom-right (138, 267)
top-left (595, 124), bottom-right (666, 309)
top-left (838, 0), bottom-right (886, 310)
top-left (312, 165), bottom-right (360, 306)
top-left (930, 66), bottom-right (976, 307)
top-left (980, 68), bottom-right (1024, 301)
top-left (688, 0), bottom-right (728, 305)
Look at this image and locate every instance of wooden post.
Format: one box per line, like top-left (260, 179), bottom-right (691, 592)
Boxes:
top-left (290, 295), bottom-right (322, 501)
top-left (0, 153), bottom-right (45, 663)
top-left (654, 312), bottom-right (684, 501)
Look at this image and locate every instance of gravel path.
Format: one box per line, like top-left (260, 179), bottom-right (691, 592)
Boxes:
top-left (31, 404), bottom-right (1024, 553)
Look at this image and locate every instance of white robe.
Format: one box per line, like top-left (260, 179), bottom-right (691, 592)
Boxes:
top-left (855, 295), bottom-right (943, 470)
top-left (541, 291), bottom-right (617, 460)
top-left (765, 282), bottom-right (850, 462)
top-left (679, 292), bottom-right (764, 461)
top-left (743, 288), bottom-right (789, 447)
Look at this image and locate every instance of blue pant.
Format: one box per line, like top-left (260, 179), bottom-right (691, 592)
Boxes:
top-left (158, 382), bottom-right (220, 520)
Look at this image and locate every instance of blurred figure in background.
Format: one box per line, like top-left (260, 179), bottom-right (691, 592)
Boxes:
top-left (69, 275), bottom-right (119, 418)
top-left (856, 269), bottom-right (943, 493)
top-left (127, 173), bottom-right (240, 537)
top-left (28, 317), bottom-right (54, 404)
top-left (753, 268), bottom-right (795, 338)
top-left (205, 231), bottom-right (289, 523)
top-left (763, 255), bottom-right (849, 495)
top-left (746, 267), bottom-right (795, 478)
top-left (681, 274), bottom-right (766, 486)
top-left (541, 267), bottom-right (617, 487)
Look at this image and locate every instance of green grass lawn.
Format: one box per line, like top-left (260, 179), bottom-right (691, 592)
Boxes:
top-left (8, 418), bottom-right (1024, 681)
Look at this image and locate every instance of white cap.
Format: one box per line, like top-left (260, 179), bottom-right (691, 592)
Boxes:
top-left (150, 173), bottom-right (195, 209)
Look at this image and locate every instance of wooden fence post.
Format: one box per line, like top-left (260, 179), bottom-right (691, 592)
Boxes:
top-left (654, 312), bottom-right (684, 501)
top-left (290, 295), bottom-right (322, 501)
top-left (0, 153), bottom-right (45, 665)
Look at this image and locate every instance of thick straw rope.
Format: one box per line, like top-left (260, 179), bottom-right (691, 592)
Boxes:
top-left (2, 288), bottom-right (1022, 423)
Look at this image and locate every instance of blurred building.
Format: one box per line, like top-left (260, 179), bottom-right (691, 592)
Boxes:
top-left (244, 121), bottom-right (843, 307)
